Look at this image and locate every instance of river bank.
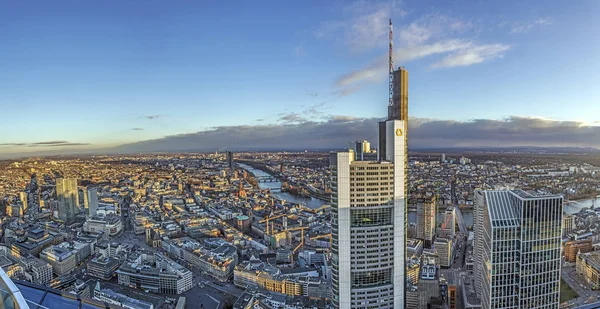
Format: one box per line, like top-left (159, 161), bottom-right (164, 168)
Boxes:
top-left (564, 196), bottom-right (600, 214)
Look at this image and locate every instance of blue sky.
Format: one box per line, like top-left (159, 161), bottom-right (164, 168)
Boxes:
top-left (1, 0), bottom-right (599, 156)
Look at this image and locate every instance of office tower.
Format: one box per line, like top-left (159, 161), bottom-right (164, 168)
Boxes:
top-left (439, 207), bottom-right (455, 239)
top-left (378, 68), bottom-right (408, 160)
top-left (56, 178), bottom-right (79, 222)
top-left (19, 191), bottom-right (28, 212)
top-left (417, 196), bottom-right (436, 247)
top-left (433, 238), bottom-right (453, 268)
top-left (355, 140), bottom-right (377, 161)
top-left (330, 19), bottom-right (406, 309)
top-left (441, 154), bottom-right (446, 163)
top-left (354, 140), bottom-right (371, 160)
top-left (417, 257), bottom-right (439, 309)
top-left (563, 213), bottom-right (575, 237)
top-left (473, 190), bottom-right (563, 309)
top-left (29, 173), bottom-right (39, 206)
top-left (84, 187), bottom-right (99, 217)
top-left (226, 151), bottom-right (234, 169)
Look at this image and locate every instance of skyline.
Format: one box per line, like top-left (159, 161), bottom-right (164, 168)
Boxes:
top-left (1, 0), bottom-right (599, 157)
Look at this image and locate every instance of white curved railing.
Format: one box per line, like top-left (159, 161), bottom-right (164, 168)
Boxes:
top-left (0, 267), bottom-right (30, 309)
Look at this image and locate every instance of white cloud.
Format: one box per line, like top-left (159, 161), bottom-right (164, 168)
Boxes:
top-left (430, 43), bottom-right (510, 68)
top-left (511, 17), bottom-right (552, 33)
top-left (315, 1), bottom-right (405, 52)
top-left (346, 9), bottom-right (390, 52)
top-left (335, 39), bottom-right (483, 86)
top-left (398, 14), bottom-right (472, 46)
top-left (331, 86), bottom-right (362, 97)
top-left (330, 10), bottom-right (510, 88)
top-left (278, 113), bottom-right (306, 123)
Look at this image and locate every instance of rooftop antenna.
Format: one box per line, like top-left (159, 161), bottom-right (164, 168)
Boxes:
top-left (389, 19), bottom-right (394, 108)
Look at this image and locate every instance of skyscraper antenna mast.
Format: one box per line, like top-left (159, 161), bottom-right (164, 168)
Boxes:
top-left (389, 19), bottom-right (393, 107)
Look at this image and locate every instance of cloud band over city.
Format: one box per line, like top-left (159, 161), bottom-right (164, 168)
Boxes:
top-left (115, 116), bottom-right (600, 153)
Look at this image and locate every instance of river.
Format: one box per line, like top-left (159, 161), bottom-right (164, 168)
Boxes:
top-left (564, 196), bottom-right (600, 214)
top-left (238, 163), bottom-right (327, 209)
top-left (240, 162), bottom-right (595, 219)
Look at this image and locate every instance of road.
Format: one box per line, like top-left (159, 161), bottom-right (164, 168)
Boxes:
top-left (561, 265), bottom-right (600, 308)
top-left (448, 223), bottom-right (468, 309)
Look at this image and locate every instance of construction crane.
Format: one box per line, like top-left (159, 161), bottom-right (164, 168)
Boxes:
top-left (309, 233), bottom-right (332, 240)
top-left (259, 213), bottom-right (287, 235)
top-left (309, 233), bottom-right (332, 247)
top-left (286, 227), bottom-right (308, 254)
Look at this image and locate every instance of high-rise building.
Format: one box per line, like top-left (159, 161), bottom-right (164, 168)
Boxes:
top-left (19, 192), bottom-right (28, 212)
top-left (84, 187), bottom-right (99, 217)
top-left (563, 213), bottom-right (575, 237)
top-left (474, 190), bottom-right (563, 309)
top-left (417, 196), bottom-right (436, 247)
top-left (330, 27), bottom-right (407, 307)
top-left (354, 140), bottom-right (378, 161)
top-left (434, 238), bottom-right (453, 268)
top-left (226, 151), bottom-right (234, 169)
top-left (56, 178), bottom-right (79, 222)
top-left (354, 140), bottom-right (370, 160)
top-left (439, 207), bottom-right (456, 239)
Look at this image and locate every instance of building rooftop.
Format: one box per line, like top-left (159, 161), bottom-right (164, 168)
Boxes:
top-left (579, 251), bottom-right (600, 270)
top-left (510, 189), bottom-right (562, 200)
top-left (41, 246), bottom-right (73, 261)
top-left (407, 238), bottom-right (422, 248)
top-left (462, 276), bottom-right (481, 308)
top-left (484, 190), bottom-right (563, 228)
top-left (15, 280), bottom-right (113, 309)
top-left (484, 190), bottom-right (520, 227)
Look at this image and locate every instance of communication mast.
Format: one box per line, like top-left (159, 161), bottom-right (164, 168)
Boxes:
top-left (389, 19), bottom-right (394, 107)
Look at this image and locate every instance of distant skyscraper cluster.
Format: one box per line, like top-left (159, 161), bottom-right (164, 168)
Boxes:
top-left (354, 140), bottom-right (377, 161)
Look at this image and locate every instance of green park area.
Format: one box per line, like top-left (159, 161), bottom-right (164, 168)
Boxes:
top-left (560, 278), bottom-right (580, 304)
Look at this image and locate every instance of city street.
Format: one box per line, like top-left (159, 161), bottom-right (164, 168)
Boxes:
top-left (183, 284), bottom-right (227, 309)
top-left (561, 265), bottom-right (600, 307)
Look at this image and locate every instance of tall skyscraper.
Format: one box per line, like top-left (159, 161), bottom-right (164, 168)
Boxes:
top-left (226, 151), bottom-right (234, 169)
top-left (56, 178), bottom-right (79, 222)
top-left (474, 190), bottom-right (563, 309)
top-left (84, 187), bottom-right (99, 217)
top-left (330, 19), bottom-right (407, 309)
top-left (416, 196), bottom-right (436, 247)
top-left (19, 191), bottom-right (28, 212)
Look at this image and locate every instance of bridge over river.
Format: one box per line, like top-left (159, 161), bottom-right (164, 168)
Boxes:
top-left (255, 175), bottom-right (279, 183)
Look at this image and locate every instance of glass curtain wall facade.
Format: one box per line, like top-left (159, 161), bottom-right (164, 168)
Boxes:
top-left (474, 190), bottom-right (563, 309)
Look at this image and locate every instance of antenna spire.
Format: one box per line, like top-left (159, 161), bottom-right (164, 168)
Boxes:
top-left (389, 19), bottom-right (394, 107)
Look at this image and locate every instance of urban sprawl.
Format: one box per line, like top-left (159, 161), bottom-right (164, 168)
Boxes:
top-left (0, 148), bottom-right (599, 309)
